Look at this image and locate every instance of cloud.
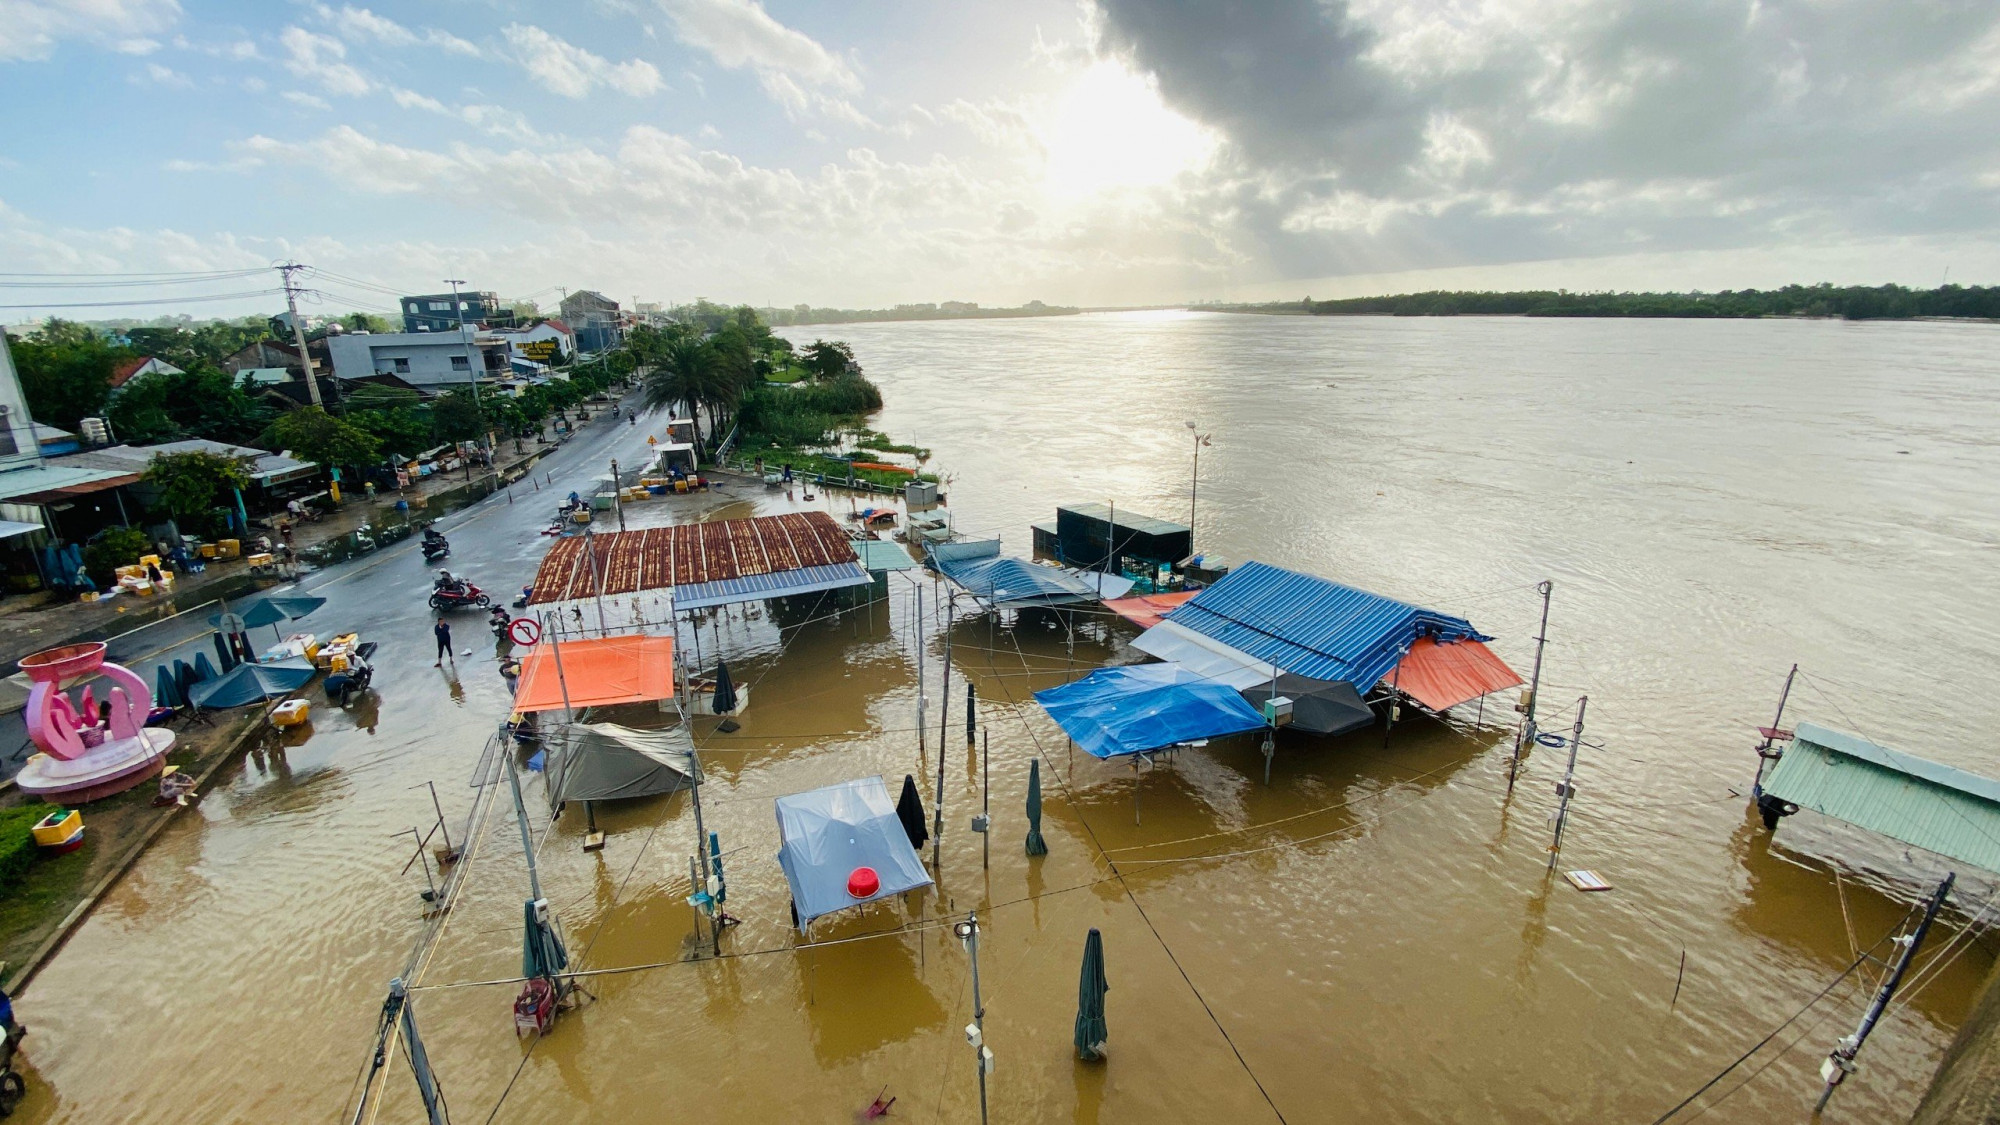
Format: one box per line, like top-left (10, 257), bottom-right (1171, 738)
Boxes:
top-left (113, 38), bottom-right (161, 55)
top-left (134, 62), bottom-right (192, 87)
top-left (316, 4), bottom-right (483, 57)
top-left (279, 26), bottom-right (372, 97)
top-left (0, 0), bottom-right (182, 62)
top-left (501, 24), bottom-right (663, 98)
top-left (282, 91), bottom-right (332, 111)
top-left (656, 0), bottom-right (860, 103)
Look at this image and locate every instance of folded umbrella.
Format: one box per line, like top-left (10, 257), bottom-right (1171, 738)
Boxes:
top-left (154, 665), bottom-right (183, 709)
top-left (193, 652), bottom-right (218, 683)
top-left (1025, 758), bottom-right (1048, 856)
top-left (1075, 927), bottom-right (1108, 1060)
top-left (896, 773), bottom-right (928, 850)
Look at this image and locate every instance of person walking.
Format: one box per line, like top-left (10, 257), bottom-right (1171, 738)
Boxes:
top-left (434, 618), bottom-right (454, 667)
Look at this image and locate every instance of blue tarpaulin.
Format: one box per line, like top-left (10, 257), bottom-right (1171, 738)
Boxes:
top-left (188, 657), bottom-right (316, 709)
top-left (1161, 561), bottom-right (1487, 690)
top-left (1034, 663), bottom-right (1268, 759)
top-left (775, 777), bottom-right (934, 933)
top-left (935, 553), bottom-right (1107, 609)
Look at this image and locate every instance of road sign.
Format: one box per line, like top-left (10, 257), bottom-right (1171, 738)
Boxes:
top-left (216, 612), bottom-right (246, 635)
top-left (508, 617), bottom-right (542, 646)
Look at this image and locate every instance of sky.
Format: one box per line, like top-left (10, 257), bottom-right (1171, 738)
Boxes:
top-left (3, 0), bottom-right (1999, 319)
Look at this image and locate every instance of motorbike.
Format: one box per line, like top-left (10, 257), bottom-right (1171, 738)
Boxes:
top-left (429, 581), bottom-right (491, 611)
top-left (323, 642), bottom-right (379, 705)
top-left (421, 530), bottom-right (450, 562)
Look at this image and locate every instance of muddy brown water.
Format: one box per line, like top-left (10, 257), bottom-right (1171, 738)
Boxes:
top-left (13, 312), bottom-right (2000, 1123)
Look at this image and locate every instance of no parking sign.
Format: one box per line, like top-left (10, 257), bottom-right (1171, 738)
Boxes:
top-left (507, 617), bottom-right (542, 646)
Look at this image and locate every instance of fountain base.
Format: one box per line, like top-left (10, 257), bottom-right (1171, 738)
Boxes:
top-left (16, 728), bottom-right (175, 803)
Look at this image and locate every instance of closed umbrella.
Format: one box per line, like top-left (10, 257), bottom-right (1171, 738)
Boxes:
top-left (522, 898), bottom-right (568, 982)
top-left (154, 665), bottom-right (183, 709)
top-left (212, 630), bottom-right (237, 673)
top-left (173, 659), bottom-right (198, 702)
top-left (1075, 927), bottom-right (1108, 1060)
top-left (1025, 758), bottom-right (1048, 856)
top-left (711, 659), bottom-right (739, 732)
top-left (193, 652), bottom-right (218, 683)
top-left (895, 773), bottom-right (929, 850)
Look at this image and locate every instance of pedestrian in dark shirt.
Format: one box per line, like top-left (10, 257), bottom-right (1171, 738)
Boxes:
top-left (434, 618), bottom-right (453, 667)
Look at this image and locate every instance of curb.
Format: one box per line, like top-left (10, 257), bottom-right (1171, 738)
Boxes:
top-left (5, 712), bottom-right (265, 998)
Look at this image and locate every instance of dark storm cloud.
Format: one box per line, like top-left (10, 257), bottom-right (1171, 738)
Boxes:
top-left (1094, 0), bottom-right (2000, 277)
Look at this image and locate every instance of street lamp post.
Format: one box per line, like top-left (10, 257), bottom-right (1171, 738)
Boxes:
top-left (1184, 421), bottom-right (1211, 555)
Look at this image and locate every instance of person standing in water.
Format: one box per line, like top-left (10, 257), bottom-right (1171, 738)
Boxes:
top-left (434, 618), bottom-right (454, 668)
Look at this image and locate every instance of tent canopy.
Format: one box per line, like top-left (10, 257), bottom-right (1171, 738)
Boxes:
top-left (514, 634), bottom-right (675, 713)
top-left (775, 777), bottom-right (933, 931)
top-left (935, 554), bottom-right (1109, 609)
top-left (1390, 636), bottom-right (1522, 712)
top-left (1240, 673), bottom-right (1375, 736)
top-left (189, 657), bottom-right (316, 708)
top-left (546, 721), bottom-right (694, 805)
top-left (1764, 722), bottom-right (2000, 872)
top-left (1034, 663), bottom-right (1268, 759)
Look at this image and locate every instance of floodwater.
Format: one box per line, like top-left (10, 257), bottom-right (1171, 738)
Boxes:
top-left (13, 312), bottom-right (2000, 1123)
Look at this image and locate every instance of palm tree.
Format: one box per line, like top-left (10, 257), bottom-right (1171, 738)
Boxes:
top-left (640, 332), bottom-right (714, 448)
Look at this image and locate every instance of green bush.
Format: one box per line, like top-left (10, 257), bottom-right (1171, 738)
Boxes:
top-left (83, 526), bottom-right (153, 585)
top-left (0, 803), bottom-right (61, 890)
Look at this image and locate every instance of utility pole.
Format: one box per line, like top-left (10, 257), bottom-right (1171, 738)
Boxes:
top-left (610, 458), bottom-right (625, 531)
top-left (1507, 580), bottom-right (1554, 793)
top-left (954, 913), bottom-right (992, 1125)
top-left (915, 581), bottom-right (927, 766)
top-left (277, 262), bottom-right (324, 408)
top-left (934, 591), bottom-right (953, 870)
top-left (1183, 421), bottom-right (1210, 551)
top-left (1816, 873), bottom-right (1955, 1112)
top-left (688, 747), bottom-right (718, 956)
top-left (1752, 663), bottom-right (1799, 793)
top-left (1547, 695), bottom-right (1586, 871)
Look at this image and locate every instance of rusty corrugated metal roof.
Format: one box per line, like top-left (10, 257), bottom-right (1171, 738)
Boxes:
top-left (529, 511), bottom-right (857, 604)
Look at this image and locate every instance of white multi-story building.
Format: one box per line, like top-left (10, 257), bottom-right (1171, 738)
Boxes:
top-left (324, 330), bottom-right (510, 392)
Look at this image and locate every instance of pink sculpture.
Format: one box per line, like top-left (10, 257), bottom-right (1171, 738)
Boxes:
top-left (16, 642), bottom-right (175, 802)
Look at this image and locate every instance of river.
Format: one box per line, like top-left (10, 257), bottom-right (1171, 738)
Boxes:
top-left (13, 311), bottom-right (2000, 1123)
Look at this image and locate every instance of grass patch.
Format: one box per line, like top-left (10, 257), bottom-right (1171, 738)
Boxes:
top-left (0, 803), bottom-right (60, 891)
top-left (853, 430), bottom-right (931, 459)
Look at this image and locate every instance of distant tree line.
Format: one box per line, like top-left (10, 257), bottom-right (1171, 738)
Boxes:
top-left (1235, 284), bottom-right (2000, 320)
top-left (753, 299), bottom-right (1077, 327)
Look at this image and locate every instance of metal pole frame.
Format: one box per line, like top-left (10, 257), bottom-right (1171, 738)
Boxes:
top-left (1507, 580), bottom-right (1553, 793)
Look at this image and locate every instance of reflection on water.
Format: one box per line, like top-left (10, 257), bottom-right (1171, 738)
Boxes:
top-left (14, 313), bottom-right (2000, 1124)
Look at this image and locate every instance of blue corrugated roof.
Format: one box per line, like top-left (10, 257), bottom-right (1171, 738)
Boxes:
top-left (673, 561), bottom-right (872, 611)
top-left (1163, 561), bottom-right (1486, 688)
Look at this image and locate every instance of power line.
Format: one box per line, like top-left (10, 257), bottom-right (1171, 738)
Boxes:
top-left (0, 288), bottom-right (282, 310)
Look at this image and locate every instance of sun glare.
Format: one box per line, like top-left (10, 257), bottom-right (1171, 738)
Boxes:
top-left (1042, 63), bottom-right (1216, 200)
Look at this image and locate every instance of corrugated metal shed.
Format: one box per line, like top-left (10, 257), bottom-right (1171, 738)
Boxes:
top-left (935, 554), bottom-right (1106, 608)
top-left (1162, 561), bottom-right (1486, 689)
top-left (855, 540), bottom-right (921, 572)
top-left (672, 561), bottom-right (872, 610)
top-left (1763, 722), bottom-right (2000, 872)
top-left (529, 512), bottom-right (856, 604)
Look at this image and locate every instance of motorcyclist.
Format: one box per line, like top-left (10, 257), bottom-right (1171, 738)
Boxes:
top-left (422, 527), bottom-right (446, 547)
top-left (434, 568), bottom-right (460, 593)
top-left (489, 605), bottom-right (511, 634)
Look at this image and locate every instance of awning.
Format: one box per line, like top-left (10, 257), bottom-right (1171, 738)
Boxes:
top-left (672, 561), bottom-right (872, 611)
top-left (514, 634), bottom-right (675, 712)
top-left (1034, 663), bottom-right (1268, 759)
top-left (545, 721), bottom-right (693, 805)
top-left (1059, 568), bottom-right (1136, 600)
top-left (1764, 722), bottom-right (2000, 872)
top-left (855, 539), bottom-right (921, 572)
top-left (776, 777), bottom-right (934, 932)
top-left (1105, 591), bottom-right (1199, 630)
top-left (1239, 673), bottom-right (1375, 736)
top-left (935, 554), bottom-right (1108, 609)
top-left (0, 519), bottom-right (44, 540)
top-left (1389, 637), bottom-right (1522, 712)
top-left (0, 463), bottom-right (139, 504)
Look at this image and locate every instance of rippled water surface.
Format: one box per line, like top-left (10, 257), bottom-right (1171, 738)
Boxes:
top-left (13, 312), bottom-right (2000, 1123)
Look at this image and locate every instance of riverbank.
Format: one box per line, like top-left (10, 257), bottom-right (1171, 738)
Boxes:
top-left (0, 707), bottom-right (261, 995)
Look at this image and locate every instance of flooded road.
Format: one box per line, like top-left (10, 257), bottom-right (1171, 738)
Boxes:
top-left (15, 312), bottom-right (2000, 1123)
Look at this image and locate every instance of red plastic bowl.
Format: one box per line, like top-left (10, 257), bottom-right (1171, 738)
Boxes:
top-left (19, 642), bottom-right (107, 684)
top-left (847, 866), bottom-right (880, 898)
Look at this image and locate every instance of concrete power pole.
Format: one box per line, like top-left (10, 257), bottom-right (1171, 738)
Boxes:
top-left (278, 263), bottom-right (324, 408)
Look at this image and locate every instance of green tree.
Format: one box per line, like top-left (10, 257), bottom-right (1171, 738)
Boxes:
top-left (799, 340), bottom-right (857, 381)
top-left (430, 390), bottom-right (485, 444)
top-left (265, 406), bottom-right (380, 473)
top-left (83, 526), bottom-right (153, 585)
top-left (108, 364), bottom-right (272, 446)
top-left (143, 450), bottom-right (251, 536)
top-left (8, 321), bottom-right (122, 431)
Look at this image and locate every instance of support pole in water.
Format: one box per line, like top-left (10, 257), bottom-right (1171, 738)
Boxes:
top-left (1752, 662), bottom-right (1799, 794)
top-left (689, 747), bottom-right (717, 956)
top-left (966, 681), bottom-right (976, 746)
top-left (916, 581), bottom-right (926, 767)
top-left (981, 728), bottom-right (991, 871)
top-left (1815, 872), bottom-right (1954, 1112)
top-left (1508, 580), bottom-right (1554, 793)
top-left (610, 458), bottom-right (624, 531)
top-left (504, 732), bottom-right (543, 903)
top-left (1546, 696), bottom-right (1587, 871)
top-left (954, 913), bottom-right (991, 1125)
top-left (934, 592), bottom-right (953, 871)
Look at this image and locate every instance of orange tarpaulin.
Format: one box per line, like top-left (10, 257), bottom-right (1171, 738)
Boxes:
top-left (1390, 637), bottom-right (1523, 713)
top-left (514, 634), bottom-right (675, 713)
top-left (1104, 591), bottom-right (1200, 630)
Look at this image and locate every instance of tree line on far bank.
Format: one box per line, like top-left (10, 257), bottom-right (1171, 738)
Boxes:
top-left (630, 308), bottom-right (880, 452)
top-left (1242, 283), bottom-right (2000, 320)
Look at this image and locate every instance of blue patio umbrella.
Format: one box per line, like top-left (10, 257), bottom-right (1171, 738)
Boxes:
top-left (193, 652), bottom-right (218, 683)
top-left (154, 665), bottom-right (183, 709)
top-left (188, 657), bottom-right (316, 709)
top-left (522, 899), bottom-right (568, 982)
top-left (1075, 927), bottom-right (1108, 1060)
top-left (1025, 758), bottom-right (1048, 856)
top-left (215, 594), bottom-right (327, 642)
top-left (212, 630), bottom-right (237, 672)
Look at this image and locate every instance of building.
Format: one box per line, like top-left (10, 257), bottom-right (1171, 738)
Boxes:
top-left (324, 329), bottom-right (510, 392)
top-left (220, 338), bottom-right (331, 383)
top-left (401, 291), bottom-right (515, 334)
top-left (107, 356), bottom-right (184, 389)
top-left (559, 290), bottom-right (622, 353)
top-left (489, 319), bottom-right (575, 371)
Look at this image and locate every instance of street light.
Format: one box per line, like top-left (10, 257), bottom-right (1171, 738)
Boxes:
top-left (1184, 420), bottom-right (1211, 553)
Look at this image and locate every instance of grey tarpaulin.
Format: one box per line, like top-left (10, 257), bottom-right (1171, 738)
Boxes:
top-left (544, 721), bottom-right (693, 809)
top-left (1239, 673), bottom-right (1375, 736)
top-left (775, 776), bottom-right (933, 933)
